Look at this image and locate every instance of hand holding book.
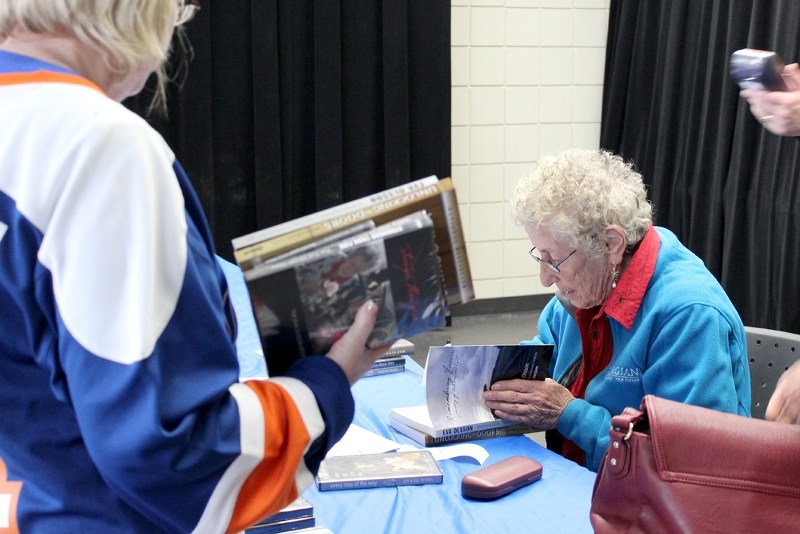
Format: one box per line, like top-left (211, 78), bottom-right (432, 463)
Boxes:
top-left (389, 344), bottom-right (553, 445)
top-left (483, 376), bottom-right (575, 430)
top-left (325, 300), bottom-right (391, 385)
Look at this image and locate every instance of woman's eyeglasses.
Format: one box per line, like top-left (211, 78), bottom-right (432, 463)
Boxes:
top-left (176, 0), bottom-right (201, 26)
top-left (529, 247), bottom-right (576, 273)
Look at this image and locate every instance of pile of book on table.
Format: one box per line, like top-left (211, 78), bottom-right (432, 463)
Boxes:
top-left (231, 176), bottom-right (473, 377)
top-left (389, 344), bottom-right (554, 446)
top-left (364, 338), bottom-right (414, 377)
top-left (245, 496), bottom-right (332, 534)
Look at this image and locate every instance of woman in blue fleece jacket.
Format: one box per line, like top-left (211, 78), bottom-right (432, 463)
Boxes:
top-left (483, 148), bottom-right (751, 472)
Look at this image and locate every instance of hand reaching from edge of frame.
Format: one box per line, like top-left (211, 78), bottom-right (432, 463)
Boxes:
top-left (740, 63), bottom-right (800, 136)
top-left (483, 378), bottom-right (575, 430)
top-left (325, 300), bottom-right (389, 385)
top-left (765, 359), bottom-right (800, 424)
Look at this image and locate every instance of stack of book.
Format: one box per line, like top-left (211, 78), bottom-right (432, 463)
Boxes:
top-left (389, 406), bottom-right (535, 447)
top-left (231, 176), bottom-right (472, 377)
top-left (364, 338), bottom-right (414, 377)
top-left (389, 344), bottom-right (553, 446)
top-left (245, 496), bottom-right (316, 534)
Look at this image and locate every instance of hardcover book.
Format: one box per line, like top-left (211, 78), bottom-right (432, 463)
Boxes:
top-left (245, 516), bottom-right (315, 534)
top-left (363, 365), bottom-right (405, 378)
top-left (383, 338), bottom-right (415, 358)
top-left (246, 496), bottom-right (314, 534)
top-left (389, 344), bottom-right (553, 441)
top-left (315, 450), bottom-right (443, 491)
top-left (363, 355), bottom-right (406, 377)
top-left (244, 211), bottom-right (447, 376)
top-left (233, 176), bottom-right (473, 307)
top-left (389, 416), bottom-right (534, 447)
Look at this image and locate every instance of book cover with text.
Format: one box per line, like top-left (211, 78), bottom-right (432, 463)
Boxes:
top-left (316, 450), bottom-right (443, 491)
top-left (245, 211), bottom-right (446, 376)
top-left (234, 176), bottom-right (473, 307)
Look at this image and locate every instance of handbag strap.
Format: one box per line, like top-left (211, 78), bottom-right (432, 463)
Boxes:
top-left (605, 406), bottom-right (647, 477)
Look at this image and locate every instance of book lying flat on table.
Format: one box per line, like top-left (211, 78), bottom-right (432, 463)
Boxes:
top-left (389, 414), bottom-right (535, 447)
top-left (362, 339), bottom-right (413, 377)
top-left (315, 450), bottom-right (443, 491)
top-left (363, 355), bottom-right (405, 377)
top-left (245, 496), bottom-right (314, 534)
top-left (389, 344), bottom-right (553, 444)
top-left (383, 338), bottom-right (415, 358)
top-left (243, 210), bottom-right (447, 376)
top-left (233, 175), bottom-right (473, 308)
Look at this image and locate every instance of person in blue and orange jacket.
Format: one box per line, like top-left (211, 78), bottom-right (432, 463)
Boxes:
top-left (0, 1), bottom-right (386, 531)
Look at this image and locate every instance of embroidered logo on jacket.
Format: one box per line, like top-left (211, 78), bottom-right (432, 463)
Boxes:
top-left (605, 366), bottom-right (641, 383)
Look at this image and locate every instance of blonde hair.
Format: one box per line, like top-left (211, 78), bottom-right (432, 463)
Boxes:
top-left (0, 0), bottom-right (188, 113)
top-left (510, 148), bottom-right (653, 259)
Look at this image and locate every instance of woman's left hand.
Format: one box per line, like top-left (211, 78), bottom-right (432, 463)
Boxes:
top-left (483, 378), bottom-right (575, 430)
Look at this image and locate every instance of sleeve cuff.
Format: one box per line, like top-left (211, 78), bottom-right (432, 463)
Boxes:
top-left (284, 356), bottom-right (354, 471)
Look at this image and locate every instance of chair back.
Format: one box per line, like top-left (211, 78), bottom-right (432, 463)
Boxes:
top-left (745, 326), bottom-right (800, 419)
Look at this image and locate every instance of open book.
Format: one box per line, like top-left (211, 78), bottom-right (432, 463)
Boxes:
top-left (390, 344), bottom-right (553, 443)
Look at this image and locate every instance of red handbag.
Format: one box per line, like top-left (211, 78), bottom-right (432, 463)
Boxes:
top-left (590, 395), bottom-right (800, 533)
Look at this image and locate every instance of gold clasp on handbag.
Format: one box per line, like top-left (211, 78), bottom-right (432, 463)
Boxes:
top-left (623, 421), bottom-right (634, 441)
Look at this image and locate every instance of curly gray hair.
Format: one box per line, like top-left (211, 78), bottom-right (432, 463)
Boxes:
top-left (510, 148), bottom-right (653, 260)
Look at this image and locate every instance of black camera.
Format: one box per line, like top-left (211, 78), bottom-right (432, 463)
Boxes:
top-left (730, 48), bottom-right (788, 91)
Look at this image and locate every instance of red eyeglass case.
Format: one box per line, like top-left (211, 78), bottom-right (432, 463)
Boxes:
top-left (461, 456), bottom-right (543, 500)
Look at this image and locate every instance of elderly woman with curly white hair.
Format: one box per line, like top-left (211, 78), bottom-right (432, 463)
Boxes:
top-left (483, 148), bottom-right (751, 471)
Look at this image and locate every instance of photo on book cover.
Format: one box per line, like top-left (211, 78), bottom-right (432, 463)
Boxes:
top-left (315, 450), bottom-right (443, 491)
top-left (425, 344), bottom-right (553, 429)
top-left (245, 211), bottom-right (447, 376)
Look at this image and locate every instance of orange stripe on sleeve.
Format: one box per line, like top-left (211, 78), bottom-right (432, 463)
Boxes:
top-left (0, 70), bottom-right (104, 93)
top-left (226, 381), bottom-right (311, 533)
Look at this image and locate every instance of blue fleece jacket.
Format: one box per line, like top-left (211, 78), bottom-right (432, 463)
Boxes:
top-left (528, 227), bottom-right (750, 472)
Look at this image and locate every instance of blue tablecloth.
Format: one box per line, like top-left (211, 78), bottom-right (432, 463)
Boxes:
top-left (219, 257), bottom-right (596, 533)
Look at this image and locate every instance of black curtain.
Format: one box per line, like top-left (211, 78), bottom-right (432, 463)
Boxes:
top-left (128, 1), bottom-right (451, 263)
top-left (601, 0), bottom-right (800, 333)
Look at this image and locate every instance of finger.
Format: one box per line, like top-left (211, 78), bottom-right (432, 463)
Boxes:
top-left (740, 88), bottom-right (757, 100)
top-left (326, 300), bottom-right (379, 383)
top-left (489, 379), bottom-right (511, 392)
top-left (765, 374), bottom-right (791, 421)
top-left (483, 389), bottom-right (516, 403)
top-left (353, 298), bottom-right (379, 328)
top-left (491, 378), bottom-right (537, 392)
top-left (773, 401), bottom-right (796, 424)
top-left (491, 407), bottom-right (521, 422)
top-left (772, 375), bottom-right (800, 424)
top-left (785, 63), bottom-right (800, 91)
top-left (764, 393), bottom-right (783, 421)
top-left (342, 299), bottom-right (379, 346)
